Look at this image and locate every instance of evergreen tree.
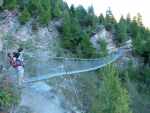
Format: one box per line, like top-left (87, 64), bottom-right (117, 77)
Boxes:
top-left (61, 10), bottom-right (72, 49)
top-left (116, 16), bottom-right (128, 44)
top-left (136, 13), bottom-right (143, 26)
top-left (126, 13), bottom-right (132, 34)
top-left (130, 18), bottom-right (139, 39)
top-left (38, 0), bottom-right (51, 25)
top-left (132, 28), bottom-right (150, 64)
top-left (98, 39), bottom-right (108, 57)
top-left (133, 32), bottom-right (143, 54)
top-left (77, 32), bottom-right (96, 58)
top-left (88, 6), bottom-right (94, 16)
top-left (62, 10), bottom-right (71, 36)
top-left (99, 14), bottom-right (105, 24)
top-left (91, 65), bottom-right (132, 113)
top-left (69, 5), bottom-right (76, 17)
top-left (52, 0), bottom-right (62, 17)
top-left (70, 17), bottom-right (81, 52)
top-left (62, 1), bottom-right (69, 12)
top-left (70, 17), bottom-right (81, 35)
top-left (87, 6), bottom-right (97, 29)
top-left (75, 5), bottom-right (88, 27)
top-left (27, 0), bottom-right (51, 25)
top-left (62, 10), bottom-right (82, 53)
top-left (129, 14), bottom-right (150, 65)
top-left (126, 14), bottom-right (131, 22)
top-left (105, 7), bottom-right (116, 31)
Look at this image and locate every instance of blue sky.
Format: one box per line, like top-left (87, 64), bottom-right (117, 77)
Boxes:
top-left (64, 0), bottom-right (150, 28)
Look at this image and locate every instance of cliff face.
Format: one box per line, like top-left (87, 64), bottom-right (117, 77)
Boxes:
top-left (0, 10), bottom-right (63, 57)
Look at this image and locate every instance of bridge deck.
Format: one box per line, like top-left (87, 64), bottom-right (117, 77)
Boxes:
top-left (21, 49), bottom-right (123, 84)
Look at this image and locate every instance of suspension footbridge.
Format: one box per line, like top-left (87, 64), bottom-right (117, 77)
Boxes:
top-left (22, 48), bottom-right (124, 84)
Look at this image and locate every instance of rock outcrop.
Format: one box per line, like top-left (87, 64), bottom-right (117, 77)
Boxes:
top-left (90, 27), bottom-right (117, 53)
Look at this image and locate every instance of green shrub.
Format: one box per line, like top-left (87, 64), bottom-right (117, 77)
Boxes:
top-left (98, 39), bottom-right (108, 57)
top-left (0, 76), bottom-right (20, 112)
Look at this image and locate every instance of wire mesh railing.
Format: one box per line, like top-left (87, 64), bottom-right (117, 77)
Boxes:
top-left (22, 49), bottom-right (123, 83)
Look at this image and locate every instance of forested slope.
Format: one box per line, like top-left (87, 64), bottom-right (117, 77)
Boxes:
top-left (0, 0), bottom-right (149, 113)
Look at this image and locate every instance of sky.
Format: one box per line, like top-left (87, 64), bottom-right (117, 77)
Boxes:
top-left (64, 0), bottom-right (150, 28)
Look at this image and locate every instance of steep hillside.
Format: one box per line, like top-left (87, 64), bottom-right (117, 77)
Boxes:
top-left (0, 1), bottom-right (150, 113)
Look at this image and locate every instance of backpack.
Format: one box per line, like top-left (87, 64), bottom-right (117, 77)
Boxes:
top-left (15, 59), bottom-right (23, 67)
top-left (9, 58), bottom-right (23, 68)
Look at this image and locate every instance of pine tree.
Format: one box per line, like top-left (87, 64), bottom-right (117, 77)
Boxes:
top-left (27, 0), bottom-right (51, 25)
top-left (69, 17), bottom-right (81, 52)
top-left (98, 39), bottom-right (107, 57)
top-left (62, 1), bottom-right (69, 11)
top-left (105, 7), bottom-right (116, 31)
top-left (130, 18), bottom-right (139, 39)
top-left (126, 13), bottom-right (131, 22)
top-left (116, 16), bottom-right (128, 44)
top-left (38, 0), bottom-right (51, 25)
top-left (99, 14), bottom-right (105, 24)
top-left (136, 13), bottom-right (143, 26)
top-left (61, 10), bottom-right (72, 49)
top-left (126, 13), bottom-right (132, 34)
top-left (133, 32), bottom-right (143, 54)
top-left (87, 6), bottom-right (97, 29)
top-left (62, 10), bottom-right (71, 36)
top-left (53, 0), bottom-right (62, 17)
top-left (77, 32), bottom-right (96, 58)
top-left (75, 5), bottom-right (88, 26)
top-left (91, 65), bottom-right (132, 113)
top-left (62, 10), bottom-right (82, 53)
top-left (70, 17), bottom-right (81, 36)
top-left (70, 5), bottom-right (76, 17)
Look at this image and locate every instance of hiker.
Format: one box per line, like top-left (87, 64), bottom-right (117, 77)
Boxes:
top-left (13, 52), bottom-right (24, 86)
top-left (8, 52), bottom-right (24, 86)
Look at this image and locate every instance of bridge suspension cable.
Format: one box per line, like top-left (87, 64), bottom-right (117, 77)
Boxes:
top-left (22, 49), bottom-right (123, 84)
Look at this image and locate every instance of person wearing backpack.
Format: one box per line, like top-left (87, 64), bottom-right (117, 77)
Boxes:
top-left (14, 52), bottom-right (24, 86)
top-left (8, 52), bottom-right (24, 86)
